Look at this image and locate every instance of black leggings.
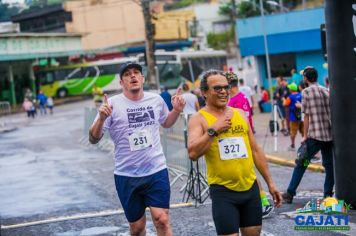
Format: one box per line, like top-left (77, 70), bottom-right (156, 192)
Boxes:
top-left (210, 181), bottom-right (262, 235)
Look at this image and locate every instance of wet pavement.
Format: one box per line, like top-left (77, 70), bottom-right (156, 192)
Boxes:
top-left (1, 99), bottom-right (355, 236)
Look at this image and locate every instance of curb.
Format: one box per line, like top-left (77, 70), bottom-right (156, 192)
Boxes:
top-left (266, 154), bottom-right (325, 173)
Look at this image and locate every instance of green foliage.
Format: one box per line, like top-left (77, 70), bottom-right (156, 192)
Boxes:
top-left (0, 2), bottom-right (21, 22)
top-left (165, 0), bottom-right (208, 10)
top-left (237, 1), bottom-right (260, 18)
top-left (207, 27), bottom-right (234, 50)
top-left (219, 1), bottom-right (274, 19)
top-left (22, 0), bottom-right (64, 14)
top-left (218, 2), bottom-right (235, 18)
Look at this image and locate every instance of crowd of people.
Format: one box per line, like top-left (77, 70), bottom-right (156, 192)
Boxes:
top-left (86, 60), bottom-right (333, 236)
top-left (22, 88), bottom-right (54, 118)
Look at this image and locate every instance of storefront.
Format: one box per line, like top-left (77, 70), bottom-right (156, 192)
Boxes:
top-left (0, 33), bottom-right (82, 105)
top-left (237, 7), bottom-right (327, 89)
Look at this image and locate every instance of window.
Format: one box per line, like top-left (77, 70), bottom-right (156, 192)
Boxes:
top-left (39, 72), bottom-right (55, 85)
top-left (212, 21), bottom-right (232, 34)
top-left (98, 64), bottom-right (121, 75)
top-left (269, 53), bottom-right (296, 78)
top-left (156, 55), bottom-right (177, 62)
top-left (82, 67), bottom-right (97, 78)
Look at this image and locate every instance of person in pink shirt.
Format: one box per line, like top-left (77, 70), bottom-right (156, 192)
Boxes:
top-left (22, 98), bottom-right (35, 118)
top-left (226, 72), bottom-right (255, 133)
top-left (226, 71), bottom-right (274, 218)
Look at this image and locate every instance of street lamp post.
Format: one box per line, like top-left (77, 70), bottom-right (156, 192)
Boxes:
top-left (259, 0), bottom-right (278, 151)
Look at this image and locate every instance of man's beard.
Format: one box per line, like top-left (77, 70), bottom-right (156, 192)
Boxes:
top-left (130, 87), bottom-right (141, 93)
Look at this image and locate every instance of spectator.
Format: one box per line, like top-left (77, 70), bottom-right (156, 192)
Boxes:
top-left (291, 68), bottom-right (302, 84)
top-left (227, 73), bottom-right (255, 133)
top-left (258, 86), bottom-right (269, 113)
top-left (273, 76), bottom-right (290, 136)
top-left (193, 88), bottom-right (206, 108)
top-left (283, 83), bottom-right (303, 151)
top-left (282, 66), bottom-right (334, 203)
top-left (181, 83), bottom-right (199, 114)
top-left (47, 97), bottom-right (54, 115)
top-left (24, 88), bottom-right (34, 101)
top-left (22, 98), bottom-right (35, 118)
top-left (92, 84), bottom-right (104, 108)
top-left (160, 86), bottom-right (173, 111)
top-left (37, 91), bottom-right (47, 115)
top-left (239, 78), bottom-right (254, 110)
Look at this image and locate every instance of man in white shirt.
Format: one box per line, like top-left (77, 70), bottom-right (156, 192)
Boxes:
top-left (181, 83), bottom-right (200, 114)
top-left (239, 78), bottom-right (254, 109)
top-left (89, 62), bottom-right (185, 236)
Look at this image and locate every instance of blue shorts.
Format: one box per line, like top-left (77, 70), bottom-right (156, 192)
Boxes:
top-left (114, 168), bottom-right (170, 222)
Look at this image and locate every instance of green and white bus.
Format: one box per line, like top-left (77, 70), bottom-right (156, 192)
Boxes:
top-left (137, 50), bottom-right (227, 89)
top-left (34, 57), bottom-right (138, 98)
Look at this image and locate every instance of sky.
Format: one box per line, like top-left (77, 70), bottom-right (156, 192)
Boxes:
top-left (2, 0), bottom-right (25, 3)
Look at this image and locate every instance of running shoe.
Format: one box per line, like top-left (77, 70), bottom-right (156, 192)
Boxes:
top-left (310, 156), bottom-right (321, 164)
top-left (262, 205), bottom-right (274, 219)
top-left (282, 192), bottom-right (294, 204)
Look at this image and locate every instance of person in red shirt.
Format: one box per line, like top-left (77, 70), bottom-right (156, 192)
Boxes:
top-left (258, 87), bottom-right (270, 113)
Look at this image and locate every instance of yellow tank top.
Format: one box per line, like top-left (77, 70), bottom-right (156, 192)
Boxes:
top-left (199, 108), bottom-right (256, 191)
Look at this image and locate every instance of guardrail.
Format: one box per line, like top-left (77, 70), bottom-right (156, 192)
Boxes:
top-left (0, 101), bottom-right (11, 116)
top-left (0, 101), bottom-right (11, 128)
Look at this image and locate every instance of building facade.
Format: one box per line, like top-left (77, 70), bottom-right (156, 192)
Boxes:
top-left (237, 7), bottom-right (327, 89)
top-left (0, 33), bottom-right (82, 105)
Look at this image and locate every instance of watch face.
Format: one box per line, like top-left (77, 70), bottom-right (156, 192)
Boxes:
top-left (208, 128), bottom-right (217, 136)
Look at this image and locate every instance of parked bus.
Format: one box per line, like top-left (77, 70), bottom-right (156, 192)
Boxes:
top-left (137, 50), bottom-right (227, 89)
top-left (34, 57), bottom-right (138, 98)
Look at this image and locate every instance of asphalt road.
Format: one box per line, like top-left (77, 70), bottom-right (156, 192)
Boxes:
top-left (1, 100), bottom-right (355, 236)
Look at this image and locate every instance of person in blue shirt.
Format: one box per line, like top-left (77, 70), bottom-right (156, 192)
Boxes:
top-left (37, 90), bottom-right (48, 115)
top-left (283, 83), bottom-right (303, 151)
top-left (291, 68), bottom-right (302, 85)
top-left (160, 86), bottom-right (173, 111)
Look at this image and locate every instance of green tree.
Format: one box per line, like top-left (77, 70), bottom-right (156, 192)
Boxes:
top-left (207, 26), bottom-right (234, 50)
top-left (22, 0), bottom-right (64, 14)
top-left (165, 0), bottom-right (208, 11)
top-left (219, 0), bottom-right (273, 19)
top-left (0, 1), bottom-right (21, 22)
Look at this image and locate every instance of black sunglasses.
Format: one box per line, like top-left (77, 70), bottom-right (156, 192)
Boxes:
top-left (211, 85), bottom-right (231, 92)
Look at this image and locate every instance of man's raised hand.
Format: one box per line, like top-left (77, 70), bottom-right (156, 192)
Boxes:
top-left (172, 87), bottom-right (185, 113)
top-left (98, 94), bottom-right (112, 121)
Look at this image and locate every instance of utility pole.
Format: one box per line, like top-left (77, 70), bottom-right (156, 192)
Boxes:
top-left (140, 0), bottom-right (157, 90)
top-left (231, 0), bottom-right (242, 69)
top-left (325, 0), bottom-right (356, 208)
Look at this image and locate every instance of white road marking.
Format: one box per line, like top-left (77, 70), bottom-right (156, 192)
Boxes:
top-left (1, 202), bottom-right (193, 230)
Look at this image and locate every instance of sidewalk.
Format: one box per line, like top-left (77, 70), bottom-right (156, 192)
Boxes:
top-left (252, 107), bottom-right (324, 172)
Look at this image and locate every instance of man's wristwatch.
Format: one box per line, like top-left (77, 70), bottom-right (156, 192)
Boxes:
top-left (207, 128), bottom-right (218, 137)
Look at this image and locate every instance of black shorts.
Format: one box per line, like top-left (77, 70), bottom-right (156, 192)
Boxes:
top-left (210, 181), bottom-right (262, 235)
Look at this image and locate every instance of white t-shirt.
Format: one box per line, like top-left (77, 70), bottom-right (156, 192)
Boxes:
top-left (95, 92), bottom-right (169, 177)
top-left (182, 92), bottom-right (198, 114)
top-left (239, 86), bottom-right (253, 107)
